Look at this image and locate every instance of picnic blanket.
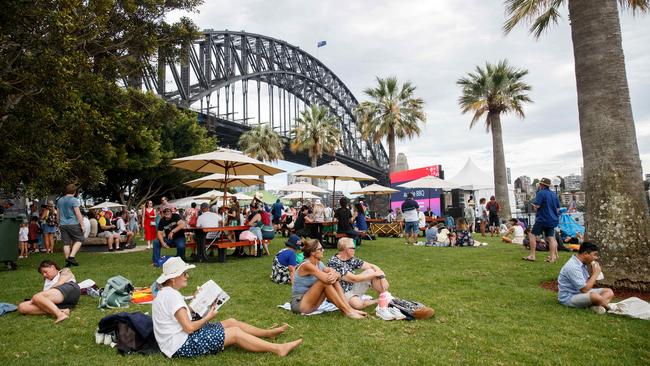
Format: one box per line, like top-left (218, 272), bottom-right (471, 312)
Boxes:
top-left (277, 295), bottom-right (374, 315)
top-left (608, 297), bottom-right (650, 320)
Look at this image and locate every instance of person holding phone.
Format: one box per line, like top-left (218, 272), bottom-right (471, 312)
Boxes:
top-left (152, 257), bottom-right (302, 358)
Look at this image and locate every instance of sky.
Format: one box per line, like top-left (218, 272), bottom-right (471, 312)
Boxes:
top-left (167, 0), bottom-right (650, 193)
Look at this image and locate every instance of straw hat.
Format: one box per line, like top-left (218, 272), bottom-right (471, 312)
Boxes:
top-left (255, 191), bottom-right (264, 200)
top-left (156, 257), bottom-right (196, 284)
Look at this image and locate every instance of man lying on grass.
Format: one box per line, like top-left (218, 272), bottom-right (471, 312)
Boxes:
top-left (18, 260), bottom-right (80, 323)
top-left (557, 242), bottom-right (625, 314)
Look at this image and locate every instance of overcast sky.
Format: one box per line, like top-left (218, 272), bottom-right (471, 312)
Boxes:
top-left (168, 1), bottom-right (649, 192)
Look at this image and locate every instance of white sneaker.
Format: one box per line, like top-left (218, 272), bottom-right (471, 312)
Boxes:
top-left (375, 306), bottom-right (395, 320)
top-left (590, 305), bottom-right (606, 314)
top-left (389, 307), bottom-right (406, 320)
top-left (608, 303), bottom-right (626, 313)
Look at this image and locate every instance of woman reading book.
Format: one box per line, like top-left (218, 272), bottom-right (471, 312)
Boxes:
top-left (152, 257), bottom-right (302, 358)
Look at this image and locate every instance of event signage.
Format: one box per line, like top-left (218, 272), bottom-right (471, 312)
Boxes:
top-left (389, 165), bottom-right (443, 215)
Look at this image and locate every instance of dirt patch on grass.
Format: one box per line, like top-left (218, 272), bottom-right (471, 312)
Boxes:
top-left (540, 280), bottom-right (650, 302)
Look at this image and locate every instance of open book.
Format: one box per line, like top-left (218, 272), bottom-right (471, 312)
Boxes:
top-left (189, 280), bottom-right (230, 318)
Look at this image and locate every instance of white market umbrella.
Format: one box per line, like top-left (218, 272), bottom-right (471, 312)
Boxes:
top-left (398, 176), bottom-right (460, 211)
top-left (350, 183), bottom-right (399, 214)
top-left (293, 161), bottom-right (376, 208)
top-left (397, 176), bottom-right (459, 190)
top-left (194, 190), bottom-right (252, 202)
top-left (183, 173), bottom-right (263, 189)
top-left (171, 148), bottom-right (284, 206)
top-left (350, 183), bottom-right (398, 196)
top-left (90, 201), bottom-right (125, 209)
top-left (278, 182), bottom-right (328, 193)
top-left (283, 192), bottom-right (319, 200)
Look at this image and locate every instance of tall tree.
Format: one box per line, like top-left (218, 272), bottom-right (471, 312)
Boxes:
top-left (457, 60), bottom-right (532, 219)
top-left (0, 0), bottom-right (201, 195)
top-left (239, 124), bottom-right (285, 190)
top-left (504, 0), bottom-right (650, 291)
top-left (291, 104), bottom-right (341, 185)
top-left (355, 77), bottom-right (426, 175)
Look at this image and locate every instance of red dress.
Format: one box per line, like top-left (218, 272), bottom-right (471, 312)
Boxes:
top-left (143, 207), bottom-right (157, 240)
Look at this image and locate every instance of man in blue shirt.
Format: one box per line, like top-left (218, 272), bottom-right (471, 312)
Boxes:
top-left (524, 178), bottom-right (560, 262)
top-left (57, 184), bottom-right (85, 267)
top-left (557, 242), bottom-right (622, 314)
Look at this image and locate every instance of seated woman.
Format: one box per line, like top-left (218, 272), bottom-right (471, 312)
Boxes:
top-left (290, 239), bottom-right (367, 319)
top-left (502, 218), bottom-right (525, 244)
top-left (18, 260), bottom-right (81, 323)
top-left (271, 235), bottom-right (302, 284)
top-left (353, 202), bottom-right (369, 234)
top-left (152, 257), bottom-right (302, 358)
top-left (454, 218), bottom-right (474, 247)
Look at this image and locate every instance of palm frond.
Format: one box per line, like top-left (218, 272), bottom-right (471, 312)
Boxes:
top-left (619, 0), bottom-right (650, 14)
top-left (503, 0), bottom-right (565, 38)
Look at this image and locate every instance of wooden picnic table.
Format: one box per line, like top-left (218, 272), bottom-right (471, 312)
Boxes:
top-left (187, 225), bottom-right (251, 263)
top-left (305, 220), bottom-right (337, 242)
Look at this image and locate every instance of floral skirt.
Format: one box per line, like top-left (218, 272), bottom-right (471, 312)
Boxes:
top-left (174, 322), bottom-right (225, 358)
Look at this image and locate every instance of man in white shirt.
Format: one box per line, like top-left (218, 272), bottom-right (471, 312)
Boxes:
top-left (116, 210), bottom-right (134, 247)
top-left (196, 203), bottom-right (223, 239)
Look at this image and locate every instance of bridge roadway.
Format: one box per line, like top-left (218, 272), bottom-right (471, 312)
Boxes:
top-left (199, 113), bottom-right (389, 185)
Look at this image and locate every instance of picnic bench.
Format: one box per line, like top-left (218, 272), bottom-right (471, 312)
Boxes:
top-left (186, 225), bottom-right (256, 263)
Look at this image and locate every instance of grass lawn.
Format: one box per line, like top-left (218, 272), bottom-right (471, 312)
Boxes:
top-left (1, 236), bottom-right (648, 365)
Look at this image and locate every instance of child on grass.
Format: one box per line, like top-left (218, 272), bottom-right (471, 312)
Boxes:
top-left (28, 216), bottom-right (40, 253)
top-left (425, 221), bottom-right (437, 246)
top-left (455, 218), bottom-right (474, 247)
top-left (19, 222), bottom-right (29, 258)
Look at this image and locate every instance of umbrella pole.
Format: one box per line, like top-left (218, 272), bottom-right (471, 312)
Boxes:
top-left (332, 178), bottom-right (337, 209)
top-left (223, 162), bottom-right (229, 209)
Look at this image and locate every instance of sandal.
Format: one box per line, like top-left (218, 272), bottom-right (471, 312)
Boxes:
top-left (522, 256), bottom-right (535, 262)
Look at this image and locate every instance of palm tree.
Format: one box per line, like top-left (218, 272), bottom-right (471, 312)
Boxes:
top-left (457, 60), bottom-right (533, 220)
top-left (238, 124), bottom-right (285, 190)
top-left (504, 0), bottom-right (650, 291)
top-left (355, 76), bottom-right (426, 175)
top-left (291, 104), bottom-right (341, 184)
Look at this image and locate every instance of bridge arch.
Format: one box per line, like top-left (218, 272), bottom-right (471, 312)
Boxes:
top-left (142, 30), bottom-right (388, 180)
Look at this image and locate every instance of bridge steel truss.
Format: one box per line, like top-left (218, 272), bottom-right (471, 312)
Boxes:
top-left (141, 30), bottom-right (389, 181)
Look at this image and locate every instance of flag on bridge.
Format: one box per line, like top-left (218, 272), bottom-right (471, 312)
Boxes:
top-left (317, 40), bottom-right (327, 48)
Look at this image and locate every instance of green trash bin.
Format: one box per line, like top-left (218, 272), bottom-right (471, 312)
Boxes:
top-left (0, 214), bottom-right (24, 270)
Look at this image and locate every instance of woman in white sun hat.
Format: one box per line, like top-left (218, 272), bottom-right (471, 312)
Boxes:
top-left (152, 257), bottom-right (302, 358)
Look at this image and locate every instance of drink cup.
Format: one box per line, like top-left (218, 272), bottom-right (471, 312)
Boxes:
top-left (597, 272), bottom-right (604, 280)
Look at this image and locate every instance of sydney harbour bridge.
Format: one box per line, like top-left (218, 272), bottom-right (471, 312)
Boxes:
top-left (140, 30), bottom-right (389, 183)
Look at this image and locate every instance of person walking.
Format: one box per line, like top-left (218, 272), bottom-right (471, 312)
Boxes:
top-left (56, 184), bottom-right (84, 267)
top-left (524, 178), bottom-right (560, 262)
top-left (143, 200), bottom-right (157, 249)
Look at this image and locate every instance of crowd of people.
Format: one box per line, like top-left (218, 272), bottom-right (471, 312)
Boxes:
top-left (9, 176), bottom-right (628, 362)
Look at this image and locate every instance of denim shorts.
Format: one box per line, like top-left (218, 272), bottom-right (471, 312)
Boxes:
top-left (404, 221), bottom-right (418, 234)
top-left (531, 221), bottom-right (555, 237)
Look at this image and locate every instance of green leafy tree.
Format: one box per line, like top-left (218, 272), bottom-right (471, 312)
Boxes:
top-left (0, 0), bottom-right (202, 198)
top-left (504, 0), bottom-right (650, 291)
top-left (239, 124), bottom-right (285, 190)
top-left (355, 77), bottom-right (426, 174)
top-left (457, 60), bottom-right (532, 219)
top-left (291, 104), bottom-right (341, 185)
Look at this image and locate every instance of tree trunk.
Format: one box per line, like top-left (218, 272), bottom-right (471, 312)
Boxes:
top-left (310, 153), bottom-right (318, 186)
top-left (387, 130), bottom-right (396, 174)
top-left (488, 111), bottom-right (511, 219)
top-left (568, 0), bottom-right (650, 291)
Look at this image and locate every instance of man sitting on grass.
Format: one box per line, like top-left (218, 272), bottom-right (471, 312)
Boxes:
top-left (327, 238), bottom-right (390, 310)
top-left (557, 242), bottom-right (624, 314)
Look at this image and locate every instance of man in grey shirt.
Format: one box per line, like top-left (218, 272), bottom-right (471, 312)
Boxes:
top-left (57, 184), bottom-right (85, 267)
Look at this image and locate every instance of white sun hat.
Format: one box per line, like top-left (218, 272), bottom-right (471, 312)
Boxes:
top-left (156, 257), bottom-right (196, 284)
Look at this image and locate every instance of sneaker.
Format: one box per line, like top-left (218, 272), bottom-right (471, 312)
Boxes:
top-left (388, 307), bottom-right (406, 320)
top-left (590, 305), bottom-right (606, 314)
top-left (66, 257), bottom-right (79, 266)
top-left (607, 303), bottom-right (626, 313)
top-left (375, 306), bottom-right (395, 321)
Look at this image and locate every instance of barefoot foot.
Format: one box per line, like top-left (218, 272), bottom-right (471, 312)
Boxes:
top-left (55, 310), bottom-right (69, 324)
top-left (268, 323), bottom-right (289, 339)
top-left (277, 339), bottom-right (302, 357)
